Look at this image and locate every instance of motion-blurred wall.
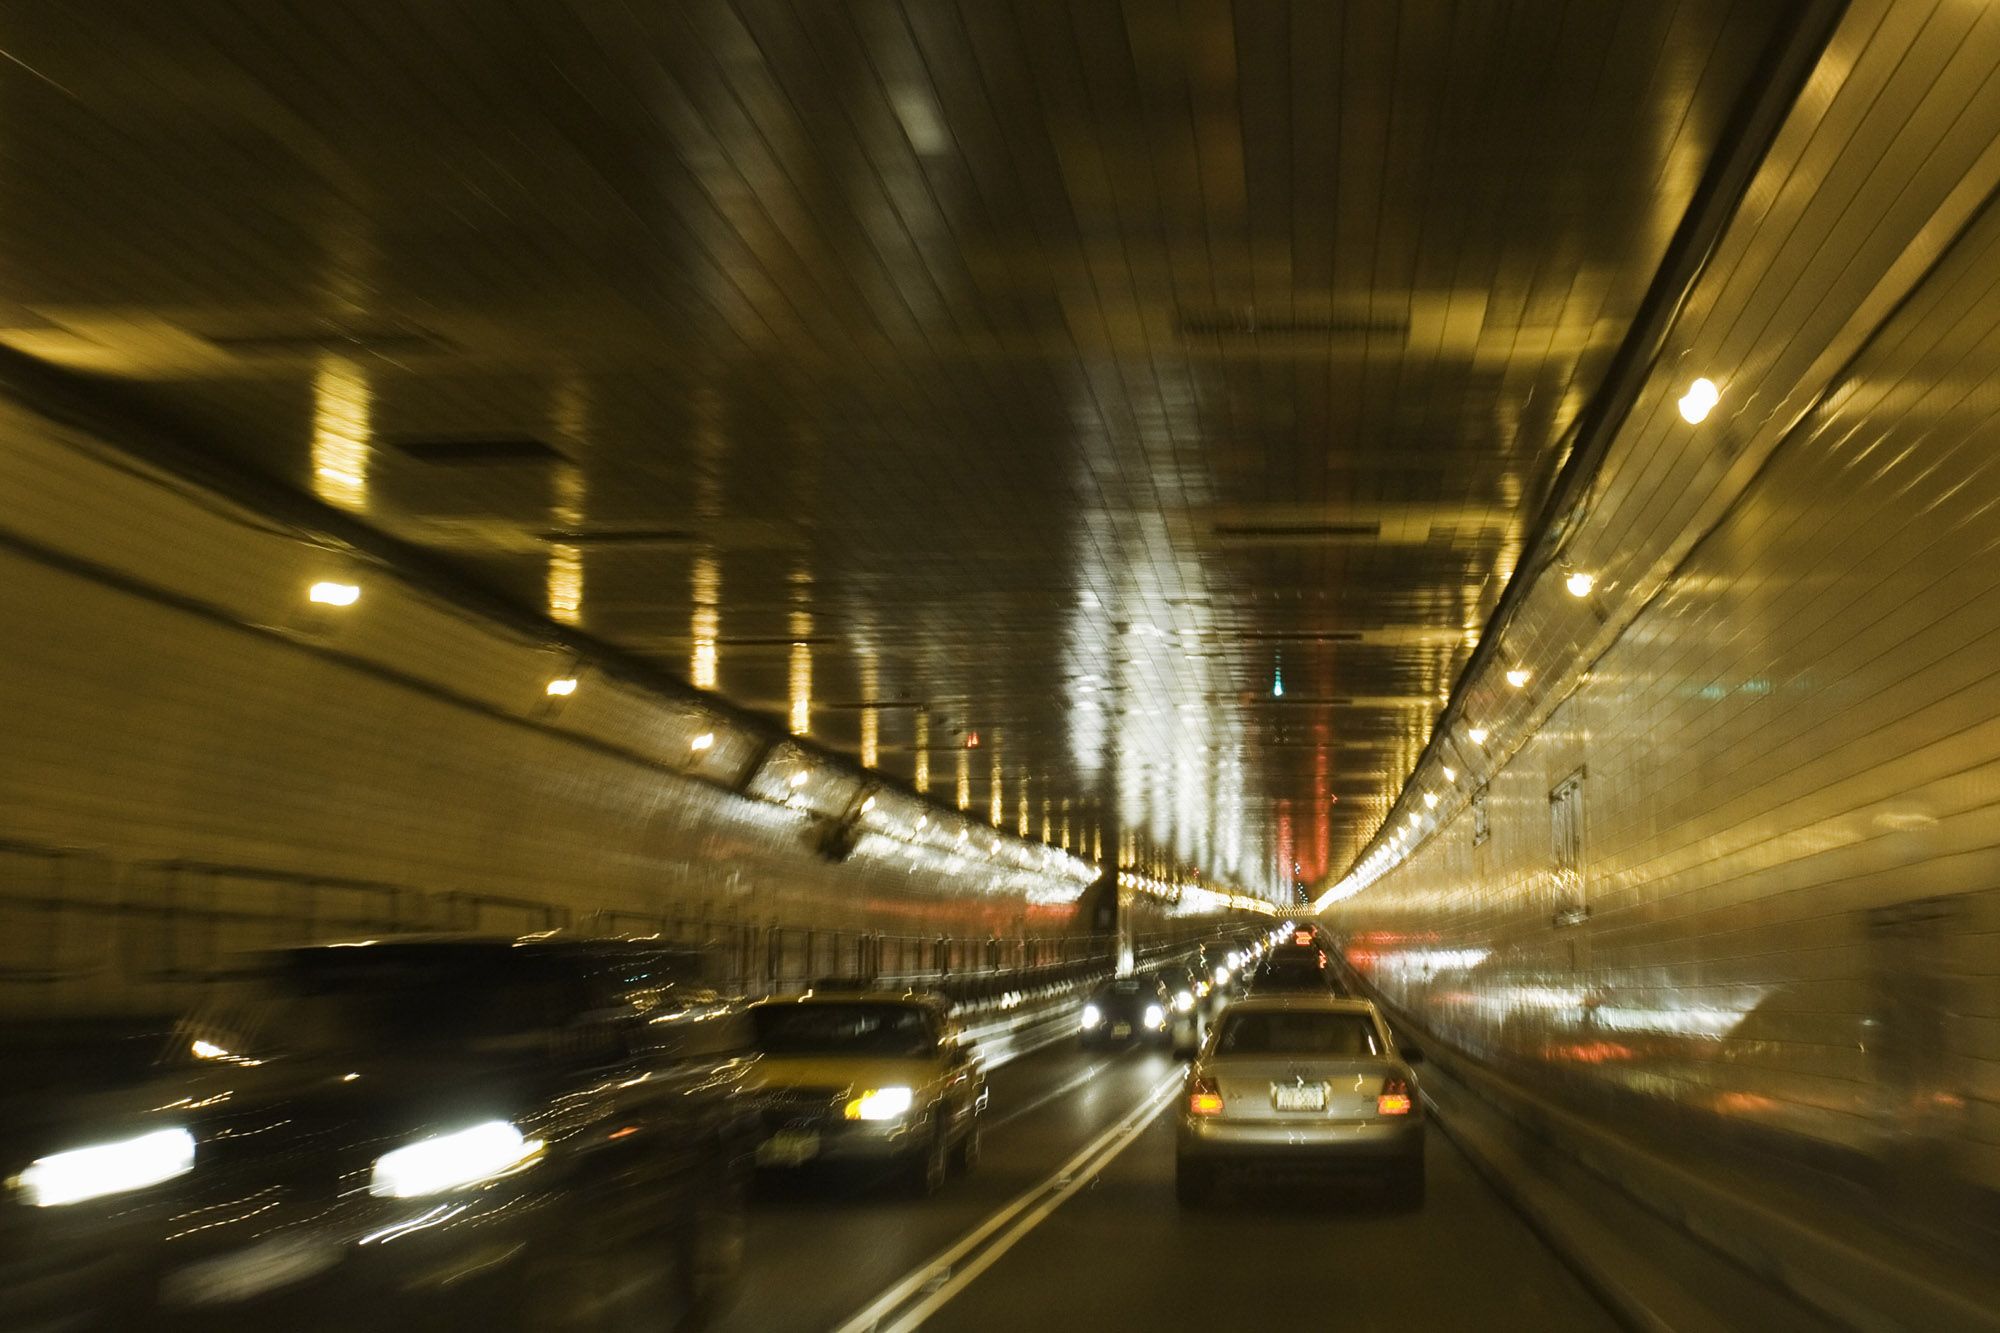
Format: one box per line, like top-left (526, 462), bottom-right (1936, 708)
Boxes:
top-left (1328, 0), bottom-right (2000, 1204)
top-left (0, 393), bottom-right (1098, 1016)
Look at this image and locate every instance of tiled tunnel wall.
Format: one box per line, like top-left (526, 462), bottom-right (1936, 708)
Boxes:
top-left (1327, 0), bottom-right (2000, 1200)
top-left (0, 391), bottom-right (1111, 1018)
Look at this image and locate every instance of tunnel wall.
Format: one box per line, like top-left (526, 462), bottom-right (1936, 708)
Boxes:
top-left (0, 391), bottom-right (1104, 1017)
top-left (1326, 1), bottom-right (2000, 1202)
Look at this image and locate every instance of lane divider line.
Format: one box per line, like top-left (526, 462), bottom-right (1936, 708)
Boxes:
top-left (983, 1052), bottom-right (1133, 1135)
top-left (832, 1069), bottom-right (1183, 1333)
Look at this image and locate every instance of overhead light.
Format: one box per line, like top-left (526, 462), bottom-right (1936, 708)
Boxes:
top-left (1442, 766), bottom-right (1457, 781)
top-left (1565, 571), bottom-right (1596, 598)
top-left (788, 770), bottom-right (810, 788)
top-left (690, 732), bottom-right (715, 752)
top-left (1677, 377), bottom-right (1720, 424)
top-left (1407, 813), bottom-right (1421, 827)
top-left (308, 581), bottom-right (360, 606)
top-left (860, 795), bottom-right (878, 814)
top-left (1468, 727), bottom-right (1489, 745)
top-left (916, 815), bottom-right (929, 830)
top-left (1423, 793), bottom-right (1438, 809)
top-left (545, 678), bottom-right (578, 697)
top-left (1505, 669), bottom-right (1530, 688)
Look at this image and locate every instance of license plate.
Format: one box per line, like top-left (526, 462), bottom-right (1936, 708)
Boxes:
top-left (1272, 1082), bottom-right (1328, 1112)
top-left (756, 1130), bottom-right (820, 1167)
top-left (1112, 1022), bottom-right (1132, 1037)
top-left (160, 1235), bottom-right (340, 1307)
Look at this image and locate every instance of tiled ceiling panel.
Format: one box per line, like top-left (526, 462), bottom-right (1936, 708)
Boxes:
top-left (0, 0), bottom-right (1807, 894)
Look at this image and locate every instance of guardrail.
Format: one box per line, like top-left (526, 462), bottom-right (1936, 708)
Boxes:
top-left (1336, 961), bottom-right (2000, 1333)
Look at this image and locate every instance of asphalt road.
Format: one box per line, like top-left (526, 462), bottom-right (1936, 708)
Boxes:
top-left (717, 1039), bottom-right (1617, 1333)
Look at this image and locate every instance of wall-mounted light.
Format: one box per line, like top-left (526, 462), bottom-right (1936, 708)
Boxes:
top-left (545, 678), bottom-right (578, 697)
top-left (788, 770), bottom-right (810, 788)
top-left (690, 732), bottom-right (715, 752)
top-left (1442, 766), bottom-right (1457, 781)
top-left (1468, 727), bottom-right (1489, 745)
top-left (1677, 377), bottom-right (1720, 424)
top-left (1505, 669), bottom-right (1530, 688)
top-left (860, 795), bottom-right (878, 814)
top-left (1565, 571), bottom-right (1596, 598)
top-left (1423, 793), bottom-right (1438, 809)
top-left (308, 581), bottom-right (361, 606)
top-left (916, 815), bottom-right (929, 830)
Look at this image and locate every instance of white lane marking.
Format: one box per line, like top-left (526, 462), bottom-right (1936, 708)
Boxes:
top-left (832, 1070), bottom-right (1181, 1333)
top-left (984, 1053), bottom-right (1132, 1134)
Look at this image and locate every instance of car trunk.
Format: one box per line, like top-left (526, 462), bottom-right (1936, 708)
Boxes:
top-left (1206, 1057), bottom-right (1395, 1122)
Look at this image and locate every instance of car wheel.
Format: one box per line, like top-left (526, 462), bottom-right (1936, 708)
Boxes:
top-left (905, 1116), bottom-right (950, 1196)
top-left (680, 1159), bottom-right (748, 1327)
top-left (519, 1202), bottom-right (674, 1332)
top-left (1175, 1157), bottom-right (1214, 1207)
top-left (950, 1117), bottom-right (982, 1175)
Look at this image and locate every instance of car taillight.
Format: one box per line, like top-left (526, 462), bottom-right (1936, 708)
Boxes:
top-left (1293, 931), bottom-right (1313, 946)
top-left (1188, 1077), bottom-right (1224, 1117)
top-left (1377, 1077), bottom-right (1413, 1116)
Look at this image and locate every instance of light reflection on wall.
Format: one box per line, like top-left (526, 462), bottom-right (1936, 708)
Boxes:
top-left (913, 711), bottom-right (929, 793)
top-left (691, 555), bottom-right (720, 689)
top-left (955, 743), bottom-right (971, 810)
top-left (787, 569), bottom-right (812, 736)
top-left (989, 744), bottom-right (1004, 826)
top-left (1017, 774), bottom-right (1030, 837)
top-left (546, 462), bottom-right (587, 626)
top-left (310, 357), bottom-right (370, 510)
top-left (859, 653), bottom-right (879, 768)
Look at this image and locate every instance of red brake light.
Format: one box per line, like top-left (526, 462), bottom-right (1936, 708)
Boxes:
top-left (1377, 1077), bottom-right (1413, 1116)
top-left (1293, 931), bottom-right (1313, 946)
top-left (1188, 1077), bottom-right (1224, 1117)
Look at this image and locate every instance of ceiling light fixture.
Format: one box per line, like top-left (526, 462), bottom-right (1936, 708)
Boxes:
top-left (545, 678), bottom-right (578, 697)
top-left (1677, 377), bottom-right (1720, 424)
top-left (860, 795), bottom-right (877, 814)
top-left (1423, 793), bottom-right (1438, 809)
top-left (308, 581), bottom-right (360, 606)
top-left (690, 733), bottom-right (714, 752)
top-left (1468, 727), bottom-right (1489, 745)
top-left (1565, 571), bottom-right (1596, 598)
top-left (788, 770), bottom-right (810, 788)
top-left (1442, 766), bottom-right (1457, 781)
top-left (1505, 668), bottom-right (1530, 688)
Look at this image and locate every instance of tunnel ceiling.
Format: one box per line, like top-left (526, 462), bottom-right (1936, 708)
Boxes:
top-left (0, 1), bottom-right (1804, 896)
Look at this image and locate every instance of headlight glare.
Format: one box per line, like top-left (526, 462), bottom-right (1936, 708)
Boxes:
top-left (1080, 1004), bottom-right (1103, 1029)
top-left (369, 1121), bottom-right (543, 1199)
top-left (844, 1086), bottom-right (915, 1121)
top-left (1174, 990), bottom-right (1195, 1013)
top-left (1144, 1004), bottom-right (1166, 1029)
top-left (17, 1127), bottom-right (195, 1207)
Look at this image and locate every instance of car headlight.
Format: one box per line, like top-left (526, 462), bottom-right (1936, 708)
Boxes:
top-left (1080, 1004), bottom-right (1103, 1029)
top-left (1214, 966), bottom-right (1230, 985)
top-left (16, 1127), bottom-right (195, 1208)
top-left (1174, 990), bottom-right (1195, 1013)
top-left (844, 1087), bottom-right (915, 1121)
top-left (1144, 1004), bottom-right (1166, 1029)
top-left (369, 1121), bottom-right (544, 1199)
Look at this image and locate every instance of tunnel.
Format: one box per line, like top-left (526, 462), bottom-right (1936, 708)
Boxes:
top-left (1, 1), bottom-right (1997, 1329)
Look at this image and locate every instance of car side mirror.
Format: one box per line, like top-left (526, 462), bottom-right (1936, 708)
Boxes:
top-left (1401, 1044), bottom-right (1425, 1064)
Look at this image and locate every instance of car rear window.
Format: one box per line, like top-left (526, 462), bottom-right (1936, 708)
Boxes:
top-left (1217, 1011), bottom-right (1383, 1056)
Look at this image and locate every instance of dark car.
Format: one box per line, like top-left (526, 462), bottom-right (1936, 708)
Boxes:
top-left (4, 937), bottom-right (759, 1330)
top-left (1079, 976), bottom-right (1173, 1048)
top-left (1249, 942), bottom-right (1344, 995)
top-left (0, 1016), bottom-right (190, 1332)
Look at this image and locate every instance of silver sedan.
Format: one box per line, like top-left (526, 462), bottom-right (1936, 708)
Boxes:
top-left (1175, 995), bottom-right (1426, 1206)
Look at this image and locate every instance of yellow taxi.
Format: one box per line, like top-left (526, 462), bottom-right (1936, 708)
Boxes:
top-left (743, 989), bottom-right (988, 1195)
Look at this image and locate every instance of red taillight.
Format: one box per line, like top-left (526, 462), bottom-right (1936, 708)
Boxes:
top-left (1293, 931), bottom-right (1313, 946)
top-left (1188, 1077), bottom-right (1224, 1117)
top-left (1377, 1077), bottom-right (1413, 1116)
